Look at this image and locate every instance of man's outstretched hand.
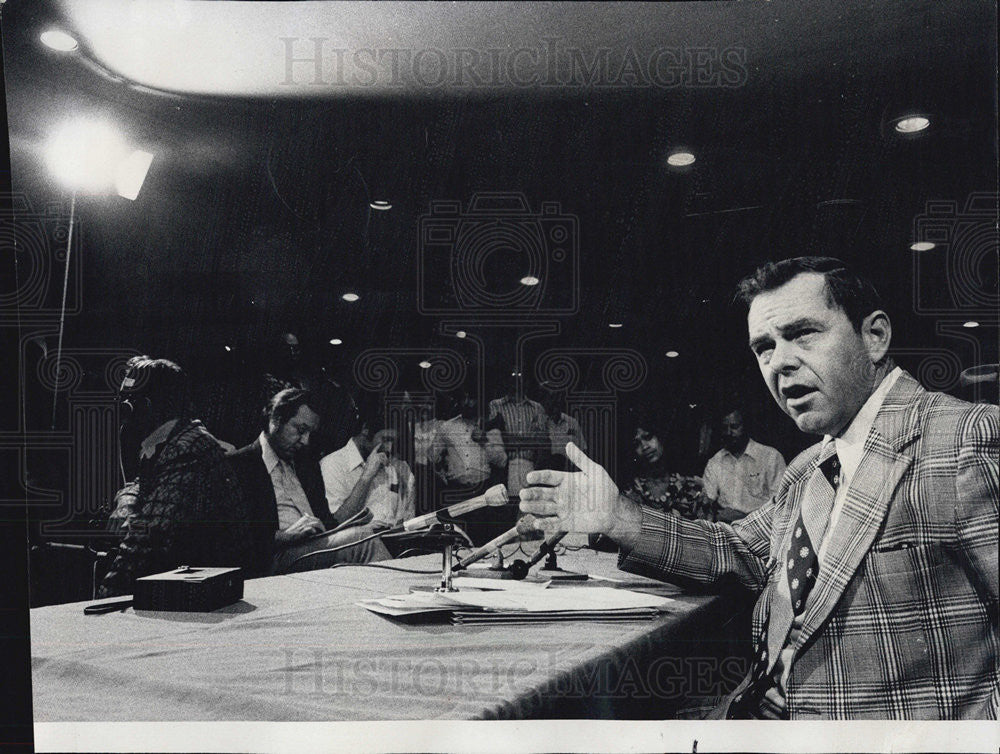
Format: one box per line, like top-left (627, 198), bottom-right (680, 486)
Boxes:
top-left (518, 442), bottom-right (641, 548)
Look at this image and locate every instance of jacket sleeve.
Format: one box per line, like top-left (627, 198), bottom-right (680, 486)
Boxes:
top-left (953, 404), bottom-right (999, 717)
top-left (618, 492), bottom-right (776, 592)
top-left (954, 404), bottom-right (999, 610)
top-left (98, 471), bottom-right (189, 598)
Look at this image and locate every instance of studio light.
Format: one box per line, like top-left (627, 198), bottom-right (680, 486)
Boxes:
top-left (45, 120), bottom-right (153, 199)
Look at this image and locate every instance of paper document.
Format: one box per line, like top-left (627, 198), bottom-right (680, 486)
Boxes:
top-left (358, 585), bottom-right (673, 618)
top-left (452, 577), bottom-right (551, 591)
top-left (441, 586), bottom-right (670, 612)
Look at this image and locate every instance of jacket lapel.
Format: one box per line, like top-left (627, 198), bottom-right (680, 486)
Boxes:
top-left (793, 372), bottom-right (923, 652)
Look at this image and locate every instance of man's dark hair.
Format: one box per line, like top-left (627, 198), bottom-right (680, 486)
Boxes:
top-left (263, 388), bottom-right (317, 431)
top-left (345, 393), bottom-right (385, 438)
top-left (736, 257), bottom-right (884, 332)
top-left (120, 356), bottom-right (189, 417)
top-left (719, 402), bottom-right (748, 429)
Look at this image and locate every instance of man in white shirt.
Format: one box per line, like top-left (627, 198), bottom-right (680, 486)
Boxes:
top-left (539, 388), bottom-right (587, 471)
top-left (430, 393), bottom-right (509, 543)
top-left (702, 408), bottom-right (786, 522)
top-left (321, 422), bottom-right (416, 531)
top-left (432, 394), bottom-right (507, 488)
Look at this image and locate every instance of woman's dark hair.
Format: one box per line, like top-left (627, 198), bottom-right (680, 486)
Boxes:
top-left (736, 256), bottom-right (884, 332)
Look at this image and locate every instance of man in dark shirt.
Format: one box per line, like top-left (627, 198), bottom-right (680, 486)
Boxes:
top-left (99, 357), bottom-right (254, 597)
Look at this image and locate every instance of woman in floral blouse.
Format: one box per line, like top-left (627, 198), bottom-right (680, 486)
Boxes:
top-left (624, 418), bottom-right (717, 521)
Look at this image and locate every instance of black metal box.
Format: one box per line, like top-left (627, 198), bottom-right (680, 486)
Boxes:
top-left (133, 566), bottom-right (243, 612)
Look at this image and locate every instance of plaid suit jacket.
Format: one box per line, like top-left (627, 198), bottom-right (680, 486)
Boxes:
top-left (620, 371), bottom-right (999, 719)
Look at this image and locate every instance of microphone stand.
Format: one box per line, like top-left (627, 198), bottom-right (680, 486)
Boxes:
top-left (527, 533), bottom-right (587, 581)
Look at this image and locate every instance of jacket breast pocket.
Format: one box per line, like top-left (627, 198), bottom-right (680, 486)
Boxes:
top-left (865, 541), bottom-right (942, 577)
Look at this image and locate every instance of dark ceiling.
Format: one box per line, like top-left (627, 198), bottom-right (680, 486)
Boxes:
top-left (2, 0), bottom-right (997, 453)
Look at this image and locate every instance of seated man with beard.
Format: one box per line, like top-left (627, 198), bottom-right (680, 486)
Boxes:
top-left (227, 389), bottom-right (389, 575)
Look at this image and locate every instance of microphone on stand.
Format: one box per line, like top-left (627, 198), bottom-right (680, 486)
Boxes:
top-left (523, 530), bottom-right (586, 580)
top-left (286, 484), bottom-right (510, 570)
top-left (454, 514), bottom-right (539, 572)
top-left (526, 532), bottom-right (567, 568)
top-left (397, 483), bottom-right (509, 532)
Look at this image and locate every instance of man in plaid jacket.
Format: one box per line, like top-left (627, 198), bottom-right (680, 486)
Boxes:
top-left (521, 257), bottom-right (998, 719)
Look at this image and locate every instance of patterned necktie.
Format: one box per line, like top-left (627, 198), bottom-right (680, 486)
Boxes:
top-left (728, 444), bottom-right (840, 718)
top-left (787, 448), bottom-right (839, 616)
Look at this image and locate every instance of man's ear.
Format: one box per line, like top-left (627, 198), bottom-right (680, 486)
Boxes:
top-left (861, 309), bottom-right (892, 364)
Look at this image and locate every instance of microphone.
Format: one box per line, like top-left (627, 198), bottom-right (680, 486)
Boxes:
top-left (455, 514), bottom-right (538, 570)
top-left (399, 483), bottom-right (509, 532)
top-left (525, 532), bottom-right (567, 568)
top-left (288, 484), bottom-right (511, 571)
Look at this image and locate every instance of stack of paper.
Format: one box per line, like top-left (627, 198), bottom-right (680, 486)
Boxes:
top-left (358, 584), bottom-right (673, 624)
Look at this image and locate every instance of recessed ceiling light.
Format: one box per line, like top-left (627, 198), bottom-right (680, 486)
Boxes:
top-left (329, 338), bottom-right (343, 345)
top-left (40, 30), bottom-right (79, 52)
top-left (341, 292), bottom-right (359, 302)
top-left (455, 331), bottom-right (467, 339)
top-left (963, 321), bottom-right (980, 328)
top-left (667, 151), bottom-right (696, 167)
top-left (609, 323), bottom-right (623, 328)
top-left (894, 116), bottom-right (930, 134)
top-left (520, 276), bottom-right (540, 286)
top-left (370, 200), bottom-right (392, 211)
top-left (224, 345), bottom-right (232, 352)
top-left (910, 241), bottom-right (936, 251)
top-left (665, 350), bottom-right (679, 358)
top-left (418, 360), bottom-right (431, 369)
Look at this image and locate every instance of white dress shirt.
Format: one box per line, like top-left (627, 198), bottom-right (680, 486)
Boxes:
top-left (320, 438), bottom-right (416, 528)
top-left (259, 432), bottom-right (313, 531)
top-left (702, 438), bottom-right (786, 515)
top-left (432, 416), bottom-right (507, 485)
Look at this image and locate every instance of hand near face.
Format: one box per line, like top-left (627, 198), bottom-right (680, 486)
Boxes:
top-left (362, 445), bottom-right (389, 480)
top-left (519, 442), bottom-right (629, 536)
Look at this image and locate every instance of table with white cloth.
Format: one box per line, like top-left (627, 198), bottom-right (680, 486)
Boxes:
top-left (30, 547), bottom-right (752, 721)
